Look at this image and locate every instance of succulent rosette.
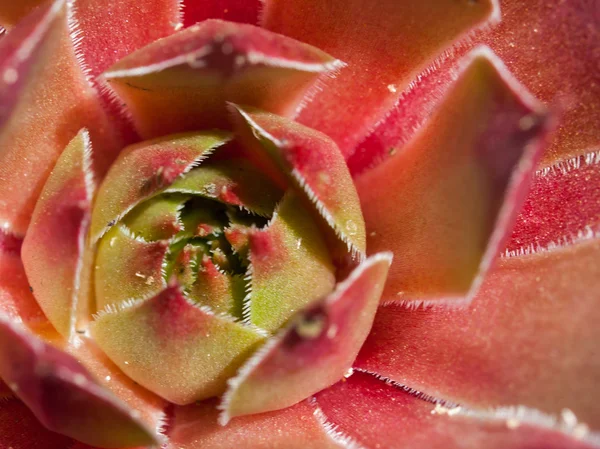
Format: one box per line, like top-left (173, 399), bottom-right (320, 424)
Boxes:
top-left (0, 0), bottom-right (598, 448)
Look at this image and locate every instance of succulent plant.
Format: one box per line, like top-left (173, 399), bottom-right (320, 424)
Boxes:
top-left (0, 0), bottom-right (598, 448)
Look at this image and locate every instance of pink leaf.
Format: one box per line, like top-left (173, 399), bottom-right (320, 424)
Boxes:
top-left (0, 0), bottom-right (120, 236)
top-left (262, 0), bottom-right (499, 159)
top-left (355, 49), bottom-right (550, 303)
top-left (71, 0), bottom-right (182, 78)
top-left (220, 253), bottom-right (391, 421)
top-left (315, 371), bottom-right (599, 449)
top-left (22, 130), bottom-right (95, 339)
top-left (166, 398), bottom-right (340, 449)
top-left (506, 150), bottom-right (600, 255)
top-left (102, 19), bottom-right (342, 140)
top-left (182, 0), bottom-right (261, 27)
top-left (0, 318), bottom-right (161, 447)
top-left (356, 238), bottom-right (600, 427)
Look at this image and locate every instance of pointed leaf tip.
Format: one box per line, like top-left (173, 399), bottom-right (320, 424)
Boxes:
top-left (230, 105), bottom-right (366, 261)
top-left (22, 129), bottom-right (95, 339)
top-left (220, 253), bottom-right (391, 422)
top-left (263, 0), bottom-right (499, 158)
top-left (103, 19), bottom-right (342, 139)
top-left (90, 131), bottom-right (231, 243)
top-left (91, 283), bottom-right (265, 405)
top-left (0, 318), bottom-right (160, 448)
top-left (356, 47), bottom-right (551, 304)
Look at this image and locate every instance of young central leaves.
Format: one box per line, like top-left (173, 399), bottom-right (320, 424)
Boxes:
top-left (90, 129), bottom-right (343, 404)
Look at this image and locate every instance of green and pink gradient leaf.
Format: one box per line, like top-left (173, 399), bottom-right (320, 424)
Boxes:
top-left (21, 130), bottom-right (95, 339)
top-left (0, 318), bottom-right (160, 448)
top-left (262, 0), bottom-right (499, 159)
top-left (0, 0), bottom-right (120, 236)
top-left (164, 158), bottom-right (283, 216)
top-left (189, 256), bottom-right (245, 315)
top-left (355, 49), bottom-right (550, 304)
top-left (220, 252), bottom-right (391, 421)
top-left (95, 225), bottom-right (168, 310)
top-left (102, 19), bottom-right (343, 139)
top-left (356, 238), bottom-right (600, 428)
top-left (91, 283), bottom-right (265, 405)
top-left (182, 0), bottom-right (261, 27)
top-left (122, 195), bottom-right (186, 241)
top-left (243, 193), bottom-right (335, 333)
top-left (230, 105), bottom-right (366, 259)
top-left (166, 398), bottom-right (340, 449)
top-left (314, 371), bottom-right (599, 449)
top-left (90, 131), bottom-right (230, 242)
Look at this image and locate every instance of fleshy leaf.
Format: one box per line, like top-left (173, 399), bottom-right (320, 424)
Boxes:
top-left (71, 0), bottom-right (182, 78)
top-left (21, 130), bottom-right (95, 339)
top-left (230, 105), bottom-right (366, 259)
top-left (0, 249), bottom-right (47, 329)
top-left (505, 150), bottom-right (600, 256)
top-left (0, 396), bottom-right (74, 449)
top-left (220, 253), bottom-right (391, 421)
top-left (484, 0), bottom-right (600, 166)
top-left (167, 399), bottom-right (340, 449)
top-left (182, 0), bottom-right (261, 27)
top-left (65, 336), bottom-right (168, 440)
top-left (0, 0), bottom-right (120, 235)
top-left (90, 131), bottom-right (230, 242)
top-left (176, 205), bottom-right (225, 241)
top-left (244, 193), bottom-right (335, 332)
top-left (0, 318), bottom-right (160, 448)
top-left (346, 52), bottom-right (460, 176)
top-left (95, 225), bottom-right (168, 310)
top-left (91, 283), bottom-right (265, 405)
top-left (102, 19), bottom-right (342, 139)
top-left (356, 238), bottom-right (600, 428)
top-left (170, 243), bottom-right (201, 288)
top-left (262, 0), bottom-right (498, 158)
top-left (165, 158), bottom-right (283, 216)
top-left (123, 194), bottom-right (187, 241)
top-left (189, 256), bottom-right (245, 316)
top-left (314, 371), bottom-right (599, 449)
top-left (349, 0), bottom-right (600, 175)
top-left (355, 49), bottom-right (550, 303)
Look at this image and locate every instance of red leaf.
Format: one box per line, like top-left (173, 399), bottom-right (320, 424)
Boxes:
top-left (315, 371), bottom-right (598, 449)
top-left (0, 397), bottom-right (73, 449)
top-left (182, 0), bottom-right (261, 27)
top-left (167, 398), bottom-right (339, 449)
top-left (220, 253), bottom-right (390, 421)
top-left (506, 151), bottom-right (600, 256)
top-left (355, 49), bottom-right (550, 303)
top-left (356, 238), bottom-right (600, 428)
top-left (263, 0), bottom-right (498, 159)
